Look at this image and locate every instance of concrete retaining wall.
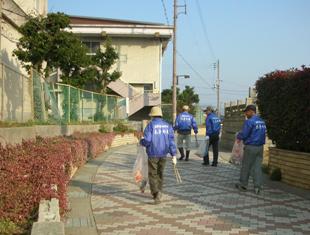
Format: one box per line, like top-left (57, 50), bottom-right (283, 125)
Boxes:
top-left (269, 147), bottom-right (310, 190)
top-left (0, 124), bottom-right (102, 146)
top-left (111, 133), bottom-right (139, 147)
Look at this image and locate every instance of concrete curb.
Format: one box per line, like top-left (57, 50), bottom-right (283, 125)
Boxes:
top-left (31, 199), bottom-right (64, 235)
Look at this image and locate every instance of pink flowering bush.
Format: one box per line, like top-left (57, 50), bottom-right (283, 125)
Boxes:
top-left (0, 132), bottom-right (116, 234)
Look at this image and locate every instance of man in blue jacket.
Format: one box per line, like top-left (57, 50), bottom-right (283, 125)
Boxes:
top-left (235, 104), bottom-right (266, 194)
top-left (174, 105), bottom-right (198, 161)
top-left (202, 106), bottom-right (221, 167)
top-left (140, 106), bottom-right (177, 204)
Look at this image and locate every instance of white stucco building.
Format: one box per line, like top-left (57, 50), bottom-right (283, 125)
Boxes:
top-left (0, 0), bottom-right (47, 121)
top-left (68, 16), bottom-right (173, 120)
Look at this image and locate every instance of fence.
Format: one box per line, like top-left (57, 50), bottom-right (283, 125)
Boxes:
top-left (32, 71), bottom-right (127, 124)
top-left (220, 98), bottom-right (255, 151)
top-left (0, 63), bottom-right (33, 122)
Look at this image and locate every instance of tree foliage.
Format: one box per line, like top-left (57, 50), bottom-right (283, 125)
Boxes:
top-left (66, 39), bottom-right (122, 93)
top-left (255, 66), bottom-right (310, 153)
top-left (161, 86), bottom-right (200, 115)
top-left (13, 13), bottom-right (121, 94)
top-left (13, 12), bottom-right (90, 80)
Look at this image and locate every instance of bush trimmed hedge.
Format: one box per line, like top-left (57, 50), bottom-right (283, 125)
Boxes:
top-left (0, 132), bottom-right (116, 234)
top-left (256, 66), bottom-right (310, 153)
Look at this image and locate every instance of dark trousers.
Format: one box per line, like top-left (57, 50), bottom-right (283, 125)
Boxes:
top-left (148, 157), bottom-right (167, 196)
top-left (203, 134), bottom-right (219, 165)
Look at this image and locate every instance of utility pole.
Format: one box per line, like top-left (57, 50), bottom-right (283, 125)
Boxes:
top-left (172, 0), bottom-right (177, 123)
top-left (216, 60), bottom-right (220, 116)
top-left (172, 0), bottom-right (186, 123)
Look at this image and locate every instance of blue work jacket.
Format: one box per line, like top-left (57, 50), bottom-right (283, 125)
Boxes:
top-left (140, 118), bottom-right (177, 158)
top-left (206, 112), bottom-right (221, 136)
top-left (174, 112), bottom-right (198, 134)
top-left (237, 115), bottom-right (266, 146)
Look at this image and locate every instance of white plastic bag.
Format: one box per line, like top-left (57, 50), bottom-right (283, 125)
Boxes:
top-left (195, 140), bottom-right (208, 157)
top-left (133, 145), bottom-right (148, 192)
top-left (230, 140), bottom-right (244, 165)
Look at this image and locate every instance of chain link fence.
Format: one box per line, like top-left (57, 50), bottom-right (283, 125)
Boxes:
top-left (32, 71), bottom-right (126, 124)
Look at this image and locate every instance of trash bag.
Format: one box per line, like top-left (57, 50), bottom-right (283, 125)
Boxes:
top-left (230, 140), bottom-right (244, 165)
top-left (133, 145), bottom-right (148, 192)
top-left (195, 140), bottom-right (208, 157)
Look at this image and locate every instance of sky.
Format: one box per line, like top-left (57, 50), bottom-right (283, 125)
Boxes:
top-left (48, 0), bottom-right (310, 107)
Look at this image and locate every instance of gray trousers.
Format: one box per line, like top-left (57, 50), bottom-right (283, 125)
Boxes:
top-left (240, 145), bottom-right (264, 189)
top-left (148, 157), bottom-right (167, 196)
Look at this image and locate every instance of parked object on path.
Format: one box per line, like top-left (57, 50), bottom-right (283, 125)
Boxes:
top-left (133, 145), bottom-right (148, 192)
top-left (230, 139), bottom-right (244, 165)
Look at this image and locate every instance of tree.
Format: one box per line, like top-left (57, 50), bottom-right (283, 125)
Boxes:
top-left (13, 12), bottom-right (90, 80)
top-left (161, 86), bottom-right (200, 115)
top-left (73, 38), bottom-right (122, 94)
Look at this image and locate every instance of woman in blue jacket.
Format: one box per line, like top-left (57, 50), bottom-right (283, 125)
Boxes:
top-left (140, 106), bottom-right (177, 204)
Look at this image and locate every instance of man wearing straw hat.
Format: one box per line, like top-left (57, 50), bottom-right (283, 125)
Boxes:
top-left (140, 106), bottom-right (177, 204)
top-left (174, 105), bottom-right (198, 161)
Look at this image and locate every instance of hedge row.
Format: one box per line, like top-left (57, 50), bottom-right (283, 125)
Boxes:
top-left (256, 66), bottom-right (310, 153)
top-left (0, 132), bottom-right (116, 234)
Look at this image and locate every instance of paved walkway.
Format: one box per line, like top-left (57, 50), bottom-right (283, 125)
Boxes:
top-left (65, 144), bottom-right (310, 235)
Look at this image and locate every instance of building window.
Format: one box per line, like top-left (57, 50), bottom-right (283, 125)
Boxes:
top-left (144, 84), bottom-right (153, 93)
top-left (82, 41), bottom-right (100, 55)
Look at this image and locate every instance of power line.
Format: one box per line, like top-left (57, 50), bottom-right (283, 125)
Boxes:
top-left (176, 50), bottom-right (214, 90)
top-left (195, 0), bottom-right (216, 60)
top-left (160, 0), bottom-right (170, 25)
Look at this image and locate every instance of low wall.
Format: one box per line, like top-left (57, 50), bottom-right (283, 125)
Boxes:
top-left (111, 133), bottom-right (139, 147)
top-left (269, 147), bottom-right (310, 190)
top-left (0, 124), bottom-right (101, 146)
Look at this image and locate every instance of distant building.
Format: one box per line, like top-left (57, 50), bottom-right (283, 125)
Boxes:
top-left (68, 15), bottom-right (173, 120)
top-left (0, 0), bottom-right (47, 121)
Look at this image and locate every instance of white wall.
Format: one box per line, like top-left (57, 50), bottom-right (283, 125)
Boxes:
top-left (0, 0), bottom-right (47, 122)
top-left (111, 37), bottom-right (161, 93)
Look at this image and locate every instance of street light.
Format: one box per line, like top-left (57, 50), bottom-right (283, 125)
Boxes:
top-left (176, 74), bottom-right (190, 85)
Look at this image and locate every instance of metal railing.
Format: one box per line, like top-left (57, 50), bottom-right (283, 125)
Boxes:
top-left (32, 71), bottom-right (127, 123)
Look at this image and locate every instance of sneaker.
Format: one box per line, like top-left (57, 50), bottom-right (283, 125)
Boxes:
top-left (254, 188), bottom-right (261, 195)
top-left (235, 183), bottom-right (247, 191)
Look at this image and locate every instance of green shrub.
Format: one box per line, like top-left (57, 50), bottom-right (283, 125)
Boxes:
top-left (261, 164), bottom-right (270, 174)
top-left (113, 122), bottom-right (130, 133)
top-left (99, 124), bottom-right (109, 133)
top-left (270, 168), bottom-right (282, 181)
top-left (256, 66), bottom-right (310, 153)
top-left (0, 219), bottom-right (22, 235)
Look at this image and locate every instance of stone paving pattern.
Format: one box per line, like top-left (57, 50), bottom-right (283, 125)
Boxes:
top-left (66, 145), bottom-right (310, 235)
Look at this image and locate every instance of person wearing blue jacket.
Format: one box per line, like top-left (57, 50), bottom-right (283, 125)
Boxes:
top-left (202, 106), bottom-right (221, 166)
top-left (140, 106), bottom-right (177, 204)
top-left (235, 104), bottom-right (266, 194)
top-left (174, 105), bottom-right (198, 161)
